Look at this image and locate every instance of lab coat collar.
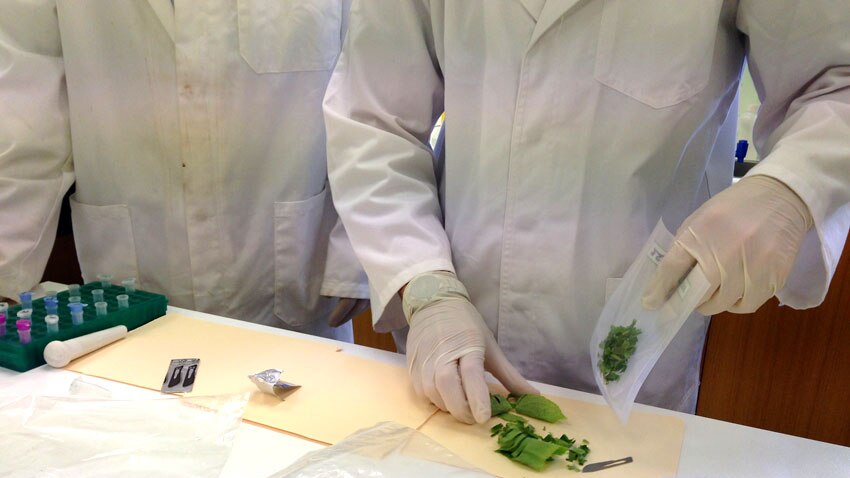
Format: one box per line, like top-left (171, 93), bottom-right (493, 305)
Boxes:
top-left (528, 0), bottom-right (588, 50)
top-left (146, 0), bottom-right (176, 42)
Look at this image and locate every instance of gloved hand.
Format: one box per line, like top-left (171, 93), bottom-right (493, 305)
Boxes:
top-left (326, 297), bottom-right (370, 327)
top-left (403, 271), bottom-right (537, 424)
top-left (643, 175), bottom-right (813, 315)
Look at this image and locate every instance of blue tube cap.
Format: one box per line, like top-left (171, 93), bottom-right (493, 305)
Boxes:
top-left (68, 302), bottom-right (87, 313)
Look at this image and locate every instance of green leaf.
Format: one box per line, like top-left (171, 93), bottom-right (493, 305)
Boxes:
top-left (490, 393), bottom-right (514, 416)
top-left (514, 394), bottom-right (567, 423)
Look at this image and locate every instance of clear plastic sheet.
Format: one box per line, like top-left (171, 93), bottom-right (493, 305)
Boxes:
top-left (268, 422), bottom-right (495, 478)
top-left (0, 391), bottom-right (248, 478)
top-left (591, 220), bottom-right (711, 423)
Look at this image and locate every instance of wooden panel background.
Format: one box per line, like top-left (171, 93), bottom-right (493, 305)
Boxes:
top-left (352, 311), bottom-right (397, 352)
top-left (696, 232), bottom-right (850, 446)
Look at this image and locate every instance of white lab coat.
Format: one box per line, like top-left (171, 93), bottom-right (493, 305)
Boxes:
top-left (325, 0), bottom-right (850, 411)
top-left (0, 0), bottom-right (366, 340)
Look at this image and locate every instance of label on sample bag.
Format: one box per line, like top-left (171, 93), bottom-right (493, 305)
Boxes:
top-left (647, 243), bottom-right (666, 265)
top-left (161, 358), bottom-right (200, 393)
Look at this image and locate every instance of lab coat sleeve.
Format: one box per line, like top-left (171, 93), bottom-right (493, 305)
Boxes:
top-left (319, 0), bottom-right (370, 300)
top-left (737, 0), bottom-right (850, 308)
top-left (320, 219), bottom-right (370, 299)
top-left (323, 0), bottom-right (451, 328)
top-left (0, 0), bottom-right (74, 299)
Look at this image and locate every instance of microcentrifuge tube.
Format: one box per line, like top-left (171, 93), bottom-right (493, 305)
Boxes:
top-left (68, 302), bottom-right (86, 325)
top-left (0, 312), bottom-right (6, 338)
top-left (18, 291), bottom-right (33, 310)
top-left (68, 284), bottom-right (81, 298)
top-left (45, 314), bottom-right (60, 334)
top-left (122, 278), bottom-right (137, 294)
top-left (98, 273), bottom-right (112, 288)
top-left (95, 301), bottom-right (108, 317)
top-left (69, 296), bottom-right (82, 304)
top-left (92, 289), bottom-right (104, 303)
top-left (17, 309), bottom-right (32, 322)
top-left (44, 297), bottom-right (59, 315)
top-left (16, 319), bottom-right (31, 344)
top-left (117, 294), bottom-right (130, 309)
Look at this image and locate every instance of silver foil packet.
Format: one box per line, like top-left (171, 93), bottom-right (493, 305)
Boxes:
top-left (248, 368), bottom-right (301, 400)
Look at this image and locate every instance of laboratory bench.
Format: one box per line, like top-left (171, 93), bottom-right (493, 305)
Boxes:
top-left (1, 303), bottom-right (848, 478)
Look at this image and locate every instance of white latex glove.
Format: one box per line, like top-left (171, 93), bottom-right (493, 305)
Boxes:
top-left (403, 271), bottom-right (537, 424)
top-left (643, 175), bottom-right (813, 315)
top-left (326, 297), bottom-right (370, 327)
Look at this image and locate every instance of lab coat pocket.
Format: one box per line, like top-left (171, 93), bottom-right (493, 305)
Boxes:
top-left (273, 186), bottom-right (336, 328)
top-left (594, 0), bottom-right (722, 108)
top-left (69, 195), bottom-right (140, 285)
top-left (237, 0), bottom-right (342, 73)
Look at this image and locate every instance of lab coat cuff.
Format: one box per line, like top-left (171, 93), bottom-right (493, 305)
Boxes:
top-left (370, 259), bottom-right (456, 333)
top-left (747, 154), bottom-right (848, 309)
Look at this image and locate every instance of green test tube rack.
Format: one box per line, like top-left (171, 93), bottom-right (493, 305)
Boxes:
top-left (0, 282), bottom-right (168, 372)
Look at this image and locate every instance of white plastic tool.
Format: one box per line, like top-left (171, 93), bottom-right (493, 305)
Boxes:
top-left (43, 325), bottom-right (129, 368)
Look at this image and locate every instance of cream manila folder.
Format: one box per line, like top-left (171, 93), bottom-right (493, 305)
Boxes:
top-left (420, 388), bottom-right (685, 478)
top-left (67, 313), bottom-right (436, 444)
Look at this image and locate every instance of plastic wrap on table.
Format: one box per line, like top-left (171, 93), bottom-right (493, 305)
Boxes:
top-left (0, 392), bottom-right (247, 478)
top-left (268, 421), bottom-right (495, 478)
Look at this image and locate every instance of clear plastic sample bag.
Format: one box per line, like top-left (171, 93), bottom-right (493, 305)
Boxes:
top-left (590, 220), bottom-right (711, 423)
top-left (268, 421), bottom-right (495, 478)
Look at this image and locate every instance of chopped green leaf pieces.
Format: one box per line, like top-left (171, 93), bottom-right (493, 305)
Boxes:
top-left (543, 432), bottom-right (575, 449)
top-left (488, 397), bottom-right (590, 472)
top-left (599, 319), bottom-right (642, 383)
top-left (490, 393), bottom-right (514, 416)
top-left (493, 421), bottom-right (567, 471)
top-left (567, 439), bottom-right (591, 465)
top-left (509, 438), bottom-right (567, 471)
top-left (514, 394), bottom-right (567, 423)
top-left (499, 412), bottom-right (527, 423)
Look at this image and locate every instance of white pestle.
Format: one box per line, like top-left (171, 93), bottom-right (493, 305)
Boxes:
top-left (43, 325), bottom-right (129, 368)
